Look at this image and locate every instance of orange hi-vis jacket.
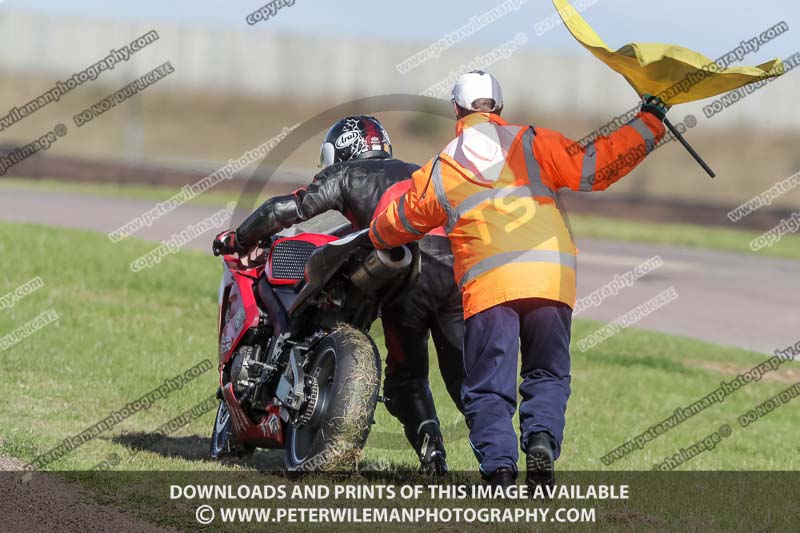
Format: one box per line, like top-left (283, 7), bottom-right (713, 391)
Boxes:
top-left (369, 112), bottom-right (666, 319)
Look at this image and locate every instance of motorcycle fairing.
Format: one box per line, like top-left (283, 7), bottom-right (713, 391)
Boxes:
top-left (222, 384), bottom-right (284, 448)
top-left (267, 233), bottom-right (338, 286)
top-left (218, 262), bottom-right (261, 364)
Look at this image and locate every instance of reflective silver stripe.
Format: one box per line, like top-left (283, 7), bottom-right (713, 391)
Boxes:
top-left (521, 127), bottom-right (555, 200)
top-left (459, 249), bottom-right (577, 289)
top-left (579, 142), bottom-right (598, 191)
top-left (370, 219), bottom-right (391, 249)
top-left (628, 118), bottom-right (657, 153)
top-left (445, 185), bottom-right (534, 234)
top-left (430, 157), bottom-right (457, 232)
top-left (397, 195), bottom-right (422, 235)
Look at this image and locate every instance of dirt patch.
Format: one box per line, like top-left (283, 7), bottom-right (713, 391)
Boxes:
top-left (687, 360), bottom-right (799, 384)
top-left (602, 509), bottom-right (666, 529)
top-left (0, 455), bottom-right (175, 533)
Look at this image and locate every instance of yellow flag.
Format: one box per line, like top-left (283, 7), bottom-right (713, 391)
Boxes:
top-left (551, 0), bottom-right (784, 105)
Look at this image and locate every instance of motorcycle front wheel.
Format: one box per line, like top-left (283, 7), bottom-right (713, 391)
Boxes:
top-left (210, 399), bottom-right (253, 460)
top-left (284, 325), bottom-right (380, 473)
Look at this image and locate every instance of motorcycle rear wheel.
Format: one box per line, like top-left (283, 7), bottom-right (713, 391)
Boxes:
top-left (284, 325), bottom-right (380, 473)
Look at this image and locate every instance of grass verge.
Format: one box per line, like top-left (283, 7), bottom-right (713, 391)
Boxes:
top-left (0, 221), bottom-right (797, 531)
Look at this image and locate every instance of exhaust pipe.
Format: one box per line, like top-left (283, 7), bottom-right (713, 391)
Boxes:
top-left (349, 246), bottom-right (412, 293)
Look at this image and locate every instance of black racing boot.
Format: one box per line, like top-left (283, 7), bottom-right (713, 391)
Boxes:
top-left (416, 421), bottom-right (449, 475)
top-left (487, 468), bottom-right (517, 490)
top-left (525, 432), bottom-right (556, 492)
top-left (383, 379), bottom-right (448, 475)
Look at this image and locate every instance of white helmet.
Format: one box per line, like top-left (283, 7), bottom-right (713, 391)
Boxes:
top-left (451, 70), bottom-right (503, 112)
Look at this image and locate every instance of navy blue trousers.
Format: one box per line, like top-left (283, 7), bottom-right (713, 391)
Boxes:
top-left (462, 297), bottom-right (572, 476)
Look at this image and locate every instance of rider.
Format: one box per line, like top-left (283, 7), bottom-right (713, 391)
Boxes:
top-left (212, 116), bottom-right (464, 474)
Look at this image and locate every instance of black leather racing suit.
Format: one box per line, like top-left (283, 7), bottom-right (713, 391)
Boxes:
top-left (236, 155), bottom-right (465, 459)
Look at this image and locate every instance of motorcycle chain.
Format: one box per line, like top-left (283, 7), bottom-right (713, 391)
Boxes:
top-left (297, 377), bottom-right (319, 425)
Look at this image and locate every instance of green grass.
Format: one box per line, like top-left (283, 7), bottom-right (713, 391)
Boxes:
top-left (0, 176), bottom-right (258, 208)
top-left (569, 214), bottom-right (800, 260)
top-left (5, 176), bottom-right (800, 260)
top-left (0, 221), bottom-right (798, 531)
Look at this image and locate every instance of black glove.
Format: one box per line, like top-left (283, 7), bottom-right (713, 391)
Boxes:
top-left (641, 94), bottom-right (670, 121)
top-left (212, 230), bottom-right (244, 256)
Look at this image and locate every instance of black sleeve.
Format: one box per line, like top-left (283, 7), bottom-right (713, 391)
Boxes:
top-left (236, 165), bottom-right (346, 246)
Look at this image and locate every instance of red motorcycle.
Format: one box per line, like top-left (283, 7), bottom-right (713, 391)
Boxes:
top-left (211, 227), bottom-right (419, 472)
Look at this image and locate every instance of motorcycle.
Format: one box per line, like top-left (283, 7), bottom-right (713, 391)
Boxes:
top-left (210, 226), bottom-right (419, 472)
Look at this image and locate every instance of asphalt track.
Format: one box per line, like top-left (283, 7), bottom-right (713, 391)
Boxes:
top-left (1, 185), bottom-right (798, 355)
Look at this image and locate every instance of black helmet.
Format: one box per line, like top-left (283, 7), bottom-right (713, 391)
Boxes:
top-left (319, 115), bottom-right (392, 168)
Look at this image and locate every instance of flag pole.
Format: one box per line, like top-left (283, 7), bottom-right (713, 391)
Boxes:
top-left (663, 117), bottom-right (716, 178)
